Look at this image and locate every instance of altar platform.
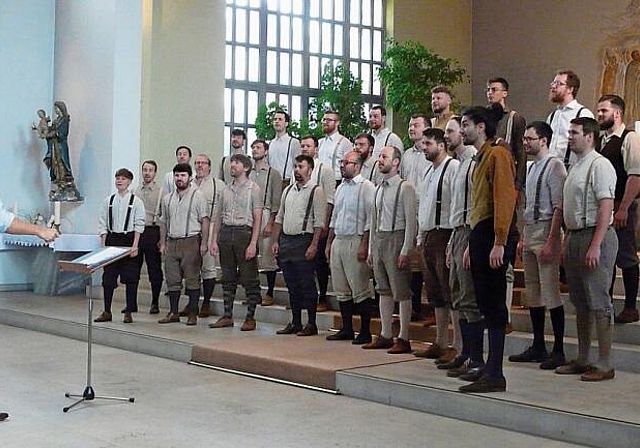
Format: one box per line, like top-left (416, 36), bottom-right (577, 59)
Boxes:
top-left (1, 291), bottom-right (639, 447)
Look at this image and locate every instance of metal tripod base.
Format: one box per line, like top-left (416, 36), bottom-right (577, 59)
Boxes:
top-left (63, 386), bottom-right (134, 412)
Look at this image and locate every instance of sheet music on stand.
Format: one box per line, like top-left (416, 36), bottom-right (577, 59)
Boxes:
top-left (58, 246), bottom-right (133, 274)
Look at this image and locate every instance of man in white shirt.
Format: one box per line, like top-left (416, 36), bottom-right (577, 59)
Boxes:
top-left (546, 70), bottom-right (594, 168)
top-left (219, 129), bottom-right (247, 185)
top-left (369, 105), bottom-right (403, 159)
top-left (318, 111), bottom-right (353, 183)
top-left (162, 146), bottom-right (192, 194)
top-left (268, 111), bottom-right (300, 188)
top-left (355, 133), bottom-right (383, 186)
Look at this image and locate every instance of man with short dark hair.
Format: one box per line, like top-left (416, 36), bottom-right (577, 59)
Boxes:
top-left (458, 106), bottom-right (517, 393)
top-left (355, 133), bottom-right (382, 186)
top-left (220, 129), bottom-right (247, 185)
top-left (509, 121), bottom-right (567, 369)
top-left (318, 111), bottom-right (353, 183)
top-left (209, 154), bottom-right (263, 331)
top-left (250, 139), bottom-right (282, 306)
top-left (269, 111), bottom-right (300, 188)
top-left (547, 70), bottom-right (594, 168)
top-left (272, 154), bottom-right (327, 336)
top-left (95, 168), bottom-right (145, 324)
top-left (134, 160), bottom-right (164, 314)
top-left (301, 135), bottom-right (335, 311)
top-left (163, 145), bottom-right (192, 194)
top-left (158, 163), bottom-right (210, 325)
top-left (431, 86), bottom-right (454, 130)
top-left (414, 128), bottom-right (460, 361)
top-left (556, 117), bottom-right (617, 382)
top-left (369, 105), bottom-right (403, 159)
top-left (363, 146), bottom-right (417, 354)
top-left (596, 94), bottom-right (640, 324)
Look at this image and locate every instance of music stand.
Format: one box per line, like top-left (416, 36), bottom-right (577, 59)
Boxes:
top-left (58, 246), bottom-right (136, 412)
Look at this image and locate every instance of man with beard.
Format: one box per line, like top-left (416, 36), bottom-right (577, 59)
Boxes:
top-left (355, 133), bottom-right (383, 186)
top-left (300, 135), bottom-right (335, 312)
top-left (439, 116), bottom-right (483, 376)
top-left (272, 154), bottom-right (327, 336)
top-left (95, 168), bottom-right (145, 324)
top-left (363, 146), bottom-right (417, 354)
top-left (509, 122), bottom-right (567, 369)
top-left (400, 113), bottom-right (433, 322)
top-left (458, 106), bottom-right (517, 393)
top-left (134, 160), bottom-right (164, 314)
top-left (162, 145), bottom-right (192, 194)
top-left (596, 94), bottom-right (640, 324)
top-left (219, 129), bottom-right (247, 185)
top-left (369, 105), bottom-right (403, 159)
top-left (158, 163), bottom-right (210, 325)
top-left (183, 154), bottom-right (226, 318)
top-left (269, 111), bottom-right (300, 189)
top-left (209, 154), bottom-right (263, 331)
top-left (250, 139), bottom-right (282, 306)
top-left (325, 150), bottom-right (376, 344)
top-left (547, 70), bottom-right (594, 169)
top-left (556, 117), bottom-right (617, 382)
top-left (431, 86), bottom-right (455, 130)
top-left (414, 128), bottom-right (460, 362)
top-left (318, 111), bottom-right (353, 184)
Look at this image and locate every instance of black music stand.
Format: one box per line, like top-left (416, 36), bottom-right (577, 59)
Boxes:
top-left (58, 247), bottom-right (136, 413)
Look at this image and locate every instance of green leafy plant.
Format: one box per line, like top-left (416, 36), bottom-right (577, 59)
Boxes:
top-left (308, 61), bottom-right (368, 141)
top-left (377, 38), bottom-right (467, 133)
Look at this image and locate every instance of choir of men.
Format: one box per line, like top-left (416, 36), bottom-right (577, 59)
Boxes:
top-left (94, 76), bottom-right (640, 391)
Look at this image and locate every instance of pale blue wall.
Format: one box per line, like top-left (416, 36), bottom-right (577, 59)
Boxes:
top-left (0, 0), bottom-right (55, 288)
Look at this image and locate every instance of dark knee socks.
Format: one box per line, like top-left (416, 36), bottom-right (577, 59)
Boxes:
top-left (358, 298), bottom-right (373, 336)
top-left (549, 305), bottom-right (565, 354)
top-left (458, 319), bottom-right (470, 359)
top-left (125, 282), bottom-right (139, 312)
top-left (186, 289), bottom-right (200, 314)
top-left (339, 300), bottom-right (354, 333)
top-left (529, 306), bottom-right (546, 352)
top-left (103, 286), bottom-right (115, 313)
top-left (467, 319), bottom-right (485, 365)
top-left (202, 278), bottom-right (216, 305)
top-left (485, 326), bottom-right (506, 378)
top-left (168, 291), bottom-right (180, 315)
top-left (410, 271), bottom-right (423, 315)
top-left (265, 271), bottom-right (276, 297)
top-left (150, 283), bottom-right (162, 305)
top-left (622, 265), bottom-right (639, 310)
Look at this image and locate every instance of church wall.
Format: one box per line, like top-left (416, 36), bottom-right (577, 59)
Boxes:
top-left (471, 0), bottom-right (637, 124)
top-left (0, 0), bottom-right (56, 288)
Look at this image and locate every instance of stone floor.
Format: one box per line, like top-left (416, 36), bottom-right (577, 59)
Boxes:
top-left (0, 324), bottom-right (586, 448)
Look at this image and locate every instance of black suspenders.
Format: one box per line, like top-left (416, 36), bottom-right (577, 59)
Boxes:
top-left (108, 193), bottom-right (135, 233)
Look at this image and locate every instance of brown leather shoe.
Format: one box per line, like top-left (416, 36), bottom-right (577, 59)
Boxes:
top-left (186, 314), bottom-right (197, 326)
top-left (555, 360), bottom-right (592, 375)
top-left (209, 316), bottom-right (234, 328)
top-left (158, 313), bottom-right (180, 324)
top-left (198, 302), bottom-right (211, 318)
top-left (241, 317), bottom-right (256, 331)
top-left (435, 347), bottom-right (458, 364)
top-left (94, 311), bottom-right (112, 323)
top-left (615, 307), bottom-right (639, 324)
top-left (297, 323), bottom-right (318, 336)
top-left (362, 335), bottom-right (394, 350)
top-left (316, 302), bottom-right (329, 312)
top-left (387, 338), bottom-right (412, 354)
top-left (123, 312), bottom-right (133, 324)
top-left (414, 343), bottom-right (445, 359)
top-left (261, 295), bottom-right (275, 306)
top-left (581, 368), bottom-right (615, 381)
top-left (149, 303), bottom-right (160, 314)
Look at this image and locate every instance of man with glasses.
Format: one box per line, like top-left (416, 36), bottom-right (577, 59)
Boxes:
top-left (547, 70), bottom-right (594, 169)
top-left (318, 111), bottom-right (353, 184)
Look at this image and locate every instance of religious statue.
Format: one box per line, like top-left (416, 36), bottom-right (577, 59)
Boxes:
top-left (623, 49), bottom-right (640, 124)
top-left (33, 101), bottom-right (82, 202)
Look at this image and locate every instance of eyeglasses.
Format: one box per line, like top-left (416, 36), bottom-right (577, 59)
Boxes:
top-left (322, 118), bottom-right (337, 123)
top-left (340, 160), bottom-right (358, 166)
top-left (486, 87), bottom-right (504, 92)
top-left (523, 137), bottom-right (540, 143)
top-left (549, 80), bottom-right (568, 87)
